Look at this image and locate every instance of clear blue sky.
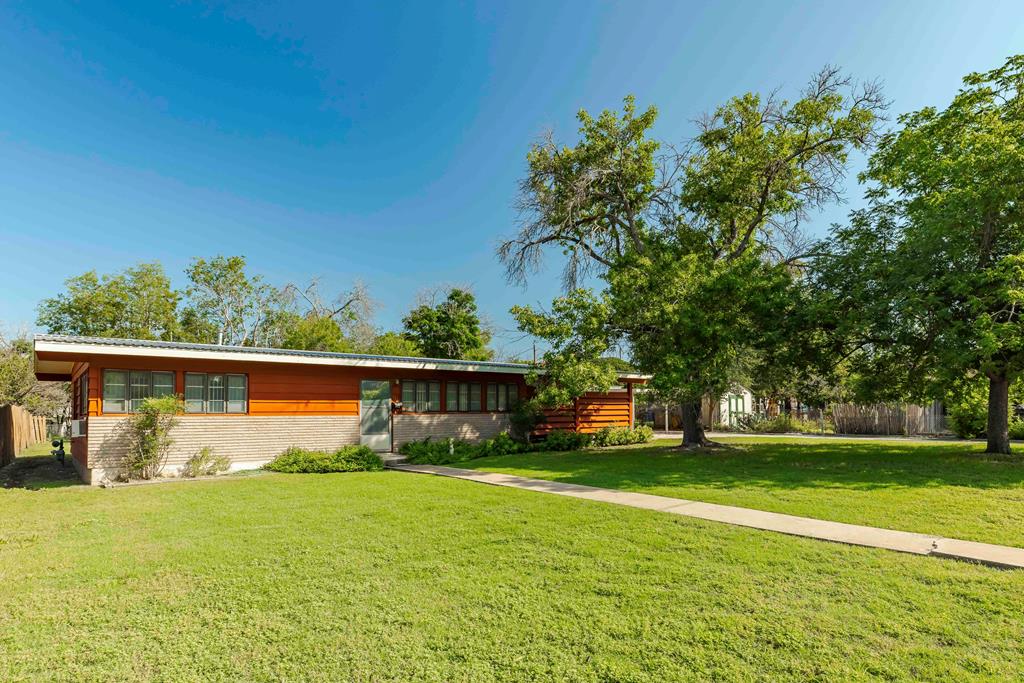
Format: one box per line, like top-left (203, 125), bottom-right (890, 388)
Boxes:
top-left (1, 1), bottom-right (1021, 358)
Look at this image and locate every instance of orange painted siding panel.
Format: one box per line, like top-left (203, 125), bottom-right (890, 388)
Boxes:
top-left (38, 351), bottom-right (528, 418)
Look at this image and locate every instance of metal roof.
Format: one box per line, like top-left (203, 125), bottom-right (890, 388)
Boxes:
top-left (33, 334), bottom-right (537, 374)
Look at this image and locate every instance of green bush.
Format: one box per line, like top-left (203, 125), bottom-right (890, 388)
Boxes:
top-left (591, 425), bottom-right (654, 446)
top-left (124, 395), bottom-right (181, 480)
top-left (399, 437), bottom-right (479, 465)
top-left (945, 380), bottom-right (989, 439)
top-left (476, 431), bottom-right (529, 457)
top-left (265, 445), bottom-right (383, 473)
top-left (181, 446), bottom-right (230, 478)
top-left (1009, 419), bottom-right (1024, 441)
top-left (540, 429), bottom-right (592, 451)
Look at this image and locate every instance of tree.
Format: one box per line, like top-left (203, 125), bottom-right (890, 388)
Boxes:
top-left (278, 279), bottom-right (375, 353)
top-left (812, 55), bottom-right (1024, 453)
top-left (0, 329), bottom-right (70, 428)
top-left (364, 331), bottom-right (423, 357)
top-left (185, 255), bottom-right (289, 346)
top-left (37, 262), bottom-right (181, 340)
top-left (502, 72), bottom-right (885, 447)
top-left (402, 288), bottom-right (493, 360)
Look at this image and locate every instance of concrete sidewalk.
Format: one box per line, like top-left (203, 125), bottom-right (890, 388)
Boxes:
top-left (392, 463), bottom-right (1024, 569)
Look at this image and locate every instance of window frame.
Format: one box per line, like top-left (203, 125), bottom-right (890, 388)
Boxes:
top-left (445, 381), bottom-right (481, 413)
top-left (184, 372), bottom-right (249, 414)
top-left (400, 379), bottom-right (441, 413)
top-left (486, 383), bottom-right (521, 412)
top-left (78, 374), bottom-right (89, 418)
top-left (102, 369), bottom-right (176, 414)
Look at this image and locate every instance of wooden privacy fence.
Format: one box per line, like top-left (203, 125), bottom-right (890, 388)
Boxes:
top-left (0, 405), bottom-right (48, 467)
top-left (830, 402), bottom-right (946, 436)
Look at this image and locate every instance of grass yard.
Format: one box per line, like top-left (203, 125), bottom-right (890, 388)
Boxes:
top-left (1, 458), bottom-right (1023, 681)
top-left (466, 436), bottom-right (1024, 548)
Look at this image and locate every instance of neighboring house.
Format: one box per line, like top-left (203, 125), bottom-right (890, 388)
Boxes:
top-left (718, 385), bottom-right (753, 427)
top-left (33, 335), bottom-right (646, 484)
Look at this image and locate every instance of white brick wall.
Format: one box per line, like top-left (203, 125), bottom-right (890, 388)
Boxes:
top-left (393, 413), bottom-right (510, 448)
top-left (86, 415), bottom-right (359, 482)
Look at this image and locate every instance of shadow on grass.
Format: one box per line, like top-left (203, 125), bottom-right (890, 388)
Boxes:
top-left (466, 439), bottom-right (1024, 492)
top-left (1, 455), bottom-right (84, 490)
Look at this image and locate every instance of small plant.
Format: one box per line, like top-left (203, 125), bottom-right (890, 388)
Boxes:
top-left (181, 446), bottom-right (230, 478)
top-left (123, 395), bottom-right (181, 480)
top-left (265, 445), bottom-right (383, 473)
top-left (399, 437), bottom-right (479, 465)
top-left (591, 425), bottom-right (654, 447)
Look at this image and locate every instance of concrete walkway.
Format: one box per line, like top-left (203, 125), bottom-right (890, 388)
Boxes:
top-left (392, 464), bottom-right (1024, 569)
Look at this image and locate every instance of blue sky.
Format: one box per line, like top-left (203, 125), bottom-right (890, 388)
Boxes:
top-left (1, 1), bottom-right (1021, 358)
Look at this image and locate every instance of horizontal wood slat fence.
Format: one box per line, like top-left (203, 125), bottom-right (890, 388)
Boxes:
top-left (0, 405), bottom-right (48, 467)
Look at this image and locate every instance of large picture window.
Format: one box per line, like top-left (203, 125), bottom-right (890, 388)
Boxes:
top-left (102, 370), bottom-right (175, 413)
top-left (185, 373), bottom-right (248, 414)
top-left (401, 380), bottom-right (440, 412)
top-left (486, 383), bottom-right (519, 412)
top-left (446, 382), bottom-right (481, 412)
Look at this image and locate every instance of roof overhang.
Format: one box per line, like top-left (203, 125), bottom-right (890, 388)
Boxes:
top-left (32, 335), bottom-right (653, 383)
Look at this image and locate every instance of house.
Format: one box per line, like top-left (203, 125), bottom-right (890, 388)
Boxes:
top-left (33, 335), bottom-right (647, 484)
top-left (717, 385), bottom-right (754, 427)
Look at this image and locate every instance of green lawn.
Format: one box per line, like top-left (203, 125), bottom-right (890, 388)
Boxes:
top-left (466, 436), bottom-right (1024, 548)
top-left (1, 453), bottom-right (1023, 680)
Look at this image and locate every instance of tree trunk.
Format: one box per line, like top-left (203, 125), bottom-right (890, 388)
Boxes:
top-left (680, 400), bottom-right (709, 447)
top-left (986, 374), bottom-right (1011, 455)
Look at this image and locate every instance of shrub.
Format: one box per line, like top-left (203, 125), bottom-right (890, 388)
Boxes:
top-left (476, 431), bottom-right (529, 457)
top-left (181, 446), bottom-right (230, 478)
top-left (123, 395), bottom-right (181, 480)
top-left (945, 380), bottom-right (989, 439)
top-left (1009, 419), bottom-right (1024, 441)
top-left (540, 429), bottom-right (592, 451)
top-left (399, 437), bottom-right (479, 465)
top-left (508, 400), bottom-right (544, 441)
top-left (591, 425), bottom-right (654, 447)
top-left (265, 445), bottom-right (383, 473)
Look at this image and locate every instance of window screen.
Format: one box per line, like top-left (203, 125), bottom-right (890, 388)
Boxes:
top-left (486, 383), bottom-right (520, 412)
top-left (185, 373), bottom-right (206, 413)
top-left (102, 371), bottom-right (127, 413)
top-left (183, 373), bottom-right (246, 414)
top-left (401, 380), bottom-right (440, 412)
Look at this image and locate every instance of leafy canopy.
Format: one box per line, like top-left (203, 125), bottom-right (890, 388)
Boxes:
top-left (402, 288), bottom-right (492, 360)
top-left (503, 70), bottom-right (885, 429)
top-left (812, 54), bottom-right (1024, 400)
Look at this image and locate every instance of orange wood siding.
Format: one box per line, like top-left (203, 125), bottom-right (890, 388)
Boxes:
top-left (34, 351), bottom-right (530, 418)
top-left (536, 390), bottom-right (634, 434)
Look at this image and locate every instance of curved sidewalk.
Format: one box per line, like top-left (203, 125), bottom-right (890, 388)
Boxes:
top-left (392, 463), bottom-right (1024, 569)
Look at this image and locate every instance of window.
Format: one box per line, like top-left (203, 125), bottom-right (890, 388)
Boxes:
top-left (401, 380), bottom-right (440, 412)
top-left (446, 382), bottom-right (480, 411)
top-left (486, 383), bottom-right (520, 412)
top-left (78, 374), bottom-right (89, 417)
top-left (102, 370), bottom-right (175, 413)
top-left (184, 373), bottom-right (248, 413)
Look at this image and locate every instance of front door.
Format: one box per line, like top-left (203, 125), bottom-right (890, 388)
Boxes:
top-left (360, 380), bottom-right (392, 451)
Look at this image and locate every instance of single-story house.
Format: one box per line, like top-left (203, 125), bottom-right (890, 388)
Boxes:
top-left (33, 335), bottom-right (647, 484)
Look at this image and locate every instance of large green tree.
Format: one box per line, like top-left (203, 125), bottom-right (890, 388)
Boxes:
top-left (402, 288), bottom-right (492, 360)
top-left (813, 55), bottom-right (1024, 454)
top-left (503, 70), bottom-right (885, 446)
top-left (0, 331), bottom-right (70, 426)
top-left (37, 262), bottom-right (181, 340)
